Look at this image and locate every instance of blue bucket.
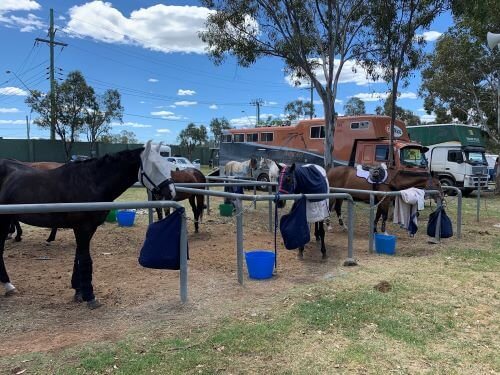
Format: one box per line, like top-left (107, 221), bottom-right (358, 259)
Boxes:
top-left (374, 234), bottom-right (396, 255)
top-left (245, 250), bottom-right (275, 280)
top-left (117, 210), bottom-right (136, 227)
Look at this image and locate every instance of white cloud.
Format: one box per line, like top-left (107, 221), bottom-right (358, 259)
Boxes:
top-left (417, 31), bottom-right (442, 42)
top-left (175, 100), bottom-right (197, 107)
top-left (65, 1), bottom-right (213, 54)
top-left (148, 78), bottom-right (159, 83)
top-left (169, 105), bottom-right (177, 108)
top-left (0, 0), bottom-right (40, 12)
top-left (286, 59), bottom-right (384, 87)
top-left (0, 87), bottom-right (28, 96)
top-left (417, 108), bottom-right (426, 112)
top-left (151, 110), bottom-right (174, 116)
top-left (230, 113), bottom-right (277, 128)
top-left (0, 119), bottom-right (25, 125)
top-left (351, 92), bottom-right (417, 102)
top-left (139, 101), bottom-right (146, 104)
top-left (156, 129), bottom-right (171, 133)
top-left (267, 101), bottom-right (278, 106)
top-left (420, 114), bottom-right (436, 123)
top-left (298, 96), bottom-right (341, 105)
top-left (111, 121), bottom-right (152, 128)
top-left (0, 107), bottom-right (20, 113)
top-left (209, 104), bottom-right (218, 110)
top-left (177, 89), bottom-right (196, 96)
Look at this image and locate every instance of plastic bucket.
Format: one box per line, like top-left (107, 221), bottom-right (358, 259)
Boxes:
top-left (219, 203), bottom-right (233, 217)
top-left (105, 209), bottom-right (117, 223)
top-left (245, 250), bottom-right (275, 280)
top-left (117, 210), bottom-right (136, 227)
top-left (374, 233), bottom-right (396, 255)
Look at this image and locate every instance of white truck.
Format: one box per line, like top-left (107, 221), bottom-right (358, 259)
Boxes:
top-left (407, 124), bottom-right (489, 196)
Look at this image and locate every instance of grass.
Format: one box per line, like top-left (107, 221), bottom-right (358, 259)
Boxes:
top-left (1, 192), bottom-right (498, 374)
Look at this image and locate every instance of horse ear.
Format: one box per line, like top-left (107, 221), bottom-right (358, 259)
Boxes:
top-left (155, 142), bottom-right (163, 152)
top-left (290, 163), bottom-right (296, 172)
top-left (144, 140), bottom-right (152, 156)
top-left (277, 162), bottom-right (283, 172)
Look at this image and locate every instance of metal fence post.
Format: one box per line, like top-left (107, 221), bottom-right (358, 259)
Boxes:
top-left (147, 190), bottom-right (153, 225)
top-left (179, 209), bottom-right (188, 303)
top-left (268, 184), bottom-right (273, 232)
top-left (476, 186), bottom-right (481, 222)
top-left (457, 190), bottom-right (462, 239)
top-left (344, 199), bottom-right (357, 266)
top-left (253, 184), bottom-right (257, 209)
top-left (369, 194), bottom-right (375, 254)
top-left (206, 185), bottom-right (210, 214)
top-left (236, 198), bottom-right (244, 285)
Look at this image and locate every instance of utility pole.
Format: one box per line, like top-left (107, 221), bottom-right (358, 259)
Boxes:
top-left (250, 98), bottom-right (264, 127)
top-left (35, 8), bottom-right (67, 140)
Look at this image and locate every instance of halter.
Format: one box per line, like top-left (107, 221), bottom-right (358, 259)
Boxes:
top-left (278, 166), bottom-right (295, 194)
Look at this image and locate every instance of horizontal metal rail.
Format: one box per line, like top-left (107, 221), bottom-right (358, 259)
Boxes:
top-left (0, 200), bottom-right (189, 303)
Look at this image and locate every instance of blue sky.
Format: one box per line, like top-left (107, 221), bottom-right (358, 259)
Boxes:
top-left (0, 0), bottom-right (454, 144)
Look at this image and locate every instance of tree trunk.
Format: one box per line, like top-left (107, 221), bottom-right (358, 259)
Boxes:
top-left (495, 162), bottom-right (500, 195)
top-left (389, 80), bottom-right (398, 166)
top-left (323, 99), bottom-right (335, 170)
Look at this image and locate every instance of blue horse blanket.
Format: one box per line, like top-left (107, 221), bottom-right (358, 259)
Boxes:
top-left (294, 165), bottom-right (328, 202)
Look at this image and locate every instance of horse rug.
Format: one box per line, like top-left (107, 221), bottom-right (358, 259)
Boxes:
top-left (295, 164), bottom-right (330, 223)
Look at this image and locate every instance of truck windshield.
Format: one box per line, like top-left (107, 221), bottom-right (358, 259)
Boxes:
top-left (400, 148), bottom-right (427, 167)
top-left (465, 151), bottom-right (487, 165)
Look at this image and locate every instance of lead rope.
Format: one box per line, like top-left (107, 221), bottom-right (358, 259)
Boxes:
top-left (273, 192), bottom-right (280, 270)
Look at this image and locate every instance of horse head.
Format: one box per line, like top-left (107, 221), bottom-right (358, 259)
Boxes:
top-left (139, 140), bottom-right (176, 200)
top-left (276, 163), bottom-right (296, 208)
top-left (249, 158), bottom-right (258, 170)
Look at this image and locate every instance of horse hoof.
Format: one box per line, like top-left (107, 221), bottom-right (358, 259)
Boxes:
top-left (14, 237), bottom-right (22, 242)
top-left (87, 299), bottom-right (103, 309)
top-left (322, 254), bottom-right (328, 260)
top-left (5, 288), bottom-right (17, 296)
top-left (297, 253), bottom-right (304, 260)
top-left (73, 292), bottom-right (83, 303)
top-left (315, 237), bottom-right (320, 242)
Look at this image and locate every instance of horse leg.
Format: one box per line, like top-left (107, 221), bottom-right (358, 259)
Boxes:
top-left (46, 228), bottom-right (57, 242)
top-left (334, 200), bottom-right (347, 231)
top-left (71, 252), bottom-right (83, 303)
top-left (314, 222), bottom-right (320, 242)
top-left (298, 246), bottom-right (304, 259)
top-left (73, 227), bottom-right (101, 309)
top-left (318, 221), bottom-right (327, 259)
top-left (0, 218), bottom-right (16, 295)
top-left (189, 196), bottom-right (199, 233)
top-left (14, 221), bottom-right (22, 242)
top-left (374, 206), bottom-right (382, 233)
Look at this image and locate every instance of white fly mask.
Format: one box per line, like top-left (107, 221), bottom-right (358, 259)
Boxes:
top-left (139, 140), bottom-right (176, 199)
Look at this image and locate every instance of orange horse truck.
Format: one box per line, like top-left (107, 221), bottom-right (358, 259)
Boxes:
top-left (218, 115), bottom-right (429, 183)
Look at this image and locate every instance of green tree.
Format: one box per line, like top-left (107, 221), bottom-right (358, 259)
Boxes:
top-left (344, 97), bottom-right (366, 116)
top-left (100, 130), bottom-right (138, 144)
top-left (209, 117), bottom-right (232, 145)
top-left (200, 0), bottom-right (372, 168)
top-left (451, 0), bottom-right (500, 41)
top-left (85, 89), bottom-right (124, 156)
top-left (284, 100), bottom-right (315, 121)
top-left (419, 27), bottom-right (498, 131)
top-left (375, 94), bottom-right (421, 126)
top-left (360, 0), bottom-right (447, 163)
top-left (178, 123), bottom-right (208, 160)
top-left (26, 71), bottom-right (94, 160)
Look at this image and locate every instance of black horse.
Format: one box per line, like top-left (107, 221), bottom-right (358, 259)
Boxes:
top-left (0, 141), bottom-right (176, 308)
top-left (276, 163), bottom-right (330, 259)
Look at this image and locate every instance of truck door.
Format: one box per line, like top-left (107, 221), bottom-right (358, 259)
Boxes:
top-left (445, 149), bottom-right (465, 183)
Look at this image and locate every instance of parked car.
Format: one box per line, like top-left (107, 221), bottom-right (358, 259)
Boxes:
top-left (166, 157), bottom-right (199, 171)
top-left (486, 154), bottom-right (498, 181)
top-left (192, 159), bottom-right (201, 169)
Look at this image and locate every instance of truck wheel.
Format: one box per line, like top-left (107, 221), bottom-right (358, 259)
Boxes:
top-left (439, 177), bottom-right (457, 196)
top-left (257, 173), bottom-right (270, 191)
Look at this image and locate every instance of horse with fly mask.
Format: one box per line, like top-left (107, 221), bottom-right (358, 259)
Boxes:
top-left (276, 163), bottom-right (330, 259)
top-left (0, 141), bottom-right (176, 309)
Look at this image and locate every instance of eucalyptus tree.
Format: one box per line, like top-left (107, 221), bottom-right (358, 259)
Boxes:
top-left (359, 0), bottom-right (448, 163)
top-left (200, 0), bottom-right (371, 168)
top-left (284, 99), bottom-right (315, 121)
top-left (343, 97), bottom-right (366, 116)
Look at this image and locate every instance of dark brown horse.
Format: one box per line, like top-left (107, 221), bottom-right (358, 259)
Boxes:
top-left (327, 166), bottom-right (441, 233)
top-left (152, 168), bottom-right (206, 233)
top-left (0, 142), bottom-right (176, 308)
top-left (8, 161), bottom-right (63, 242)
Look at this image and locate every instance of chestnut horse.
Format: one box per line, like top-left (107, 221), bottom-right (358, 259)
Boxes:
top-left (152, 167), bottom-right (206, 233)
top-left (8, 161), bottom-right (63, 242)
top-left (327, 166), bottom-right (441, 233)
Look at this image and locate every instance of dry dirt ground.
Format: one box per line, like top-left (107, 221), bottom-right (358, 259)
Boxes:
top-left (0, 197), bottom-right (494, 359)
